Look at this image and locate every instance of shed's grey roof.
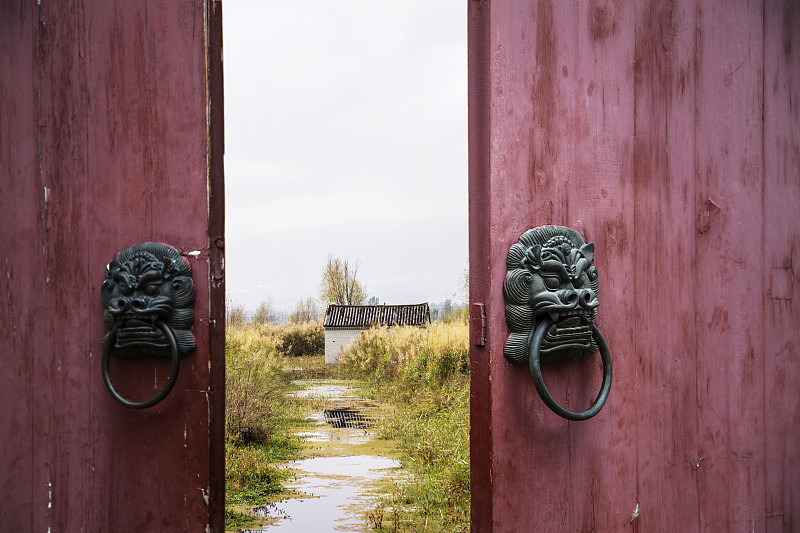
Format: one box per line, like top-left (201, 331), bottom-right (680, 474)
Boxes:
top-left (323, 303), bottom-right (431, 329)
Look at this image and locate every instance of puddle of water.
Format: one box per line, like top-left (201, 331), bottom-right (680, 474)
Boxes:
top-left (240, 380), bottom-right (401, 532)
top-left (292, 455), bottom-right (399, 478)
top-left (291, 382), bottom-right (357, 399)
top-left (295, 428), bottom-right (373, 446)
top-left (294, 381), bottom-right (379, 447)
top-left (249, 455), bottom-right (400, 532)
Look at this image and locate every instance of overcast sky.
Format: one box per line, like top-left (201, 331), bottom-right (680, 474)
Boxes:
top-left (223, 2), bottom-right (467, 312)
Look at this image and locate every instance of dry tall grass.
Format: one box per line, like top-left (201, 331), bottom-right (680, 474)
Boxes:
top-left (225, 322), bottom-right (324, 440)
top-left (338, 322), bottom-right (469, 386)
top-left (337, 322), bottom-right (471, 532)
top-left (225, 325), bottom-right (288, 443)
top-left (225, 322), bottom-right (324, 518)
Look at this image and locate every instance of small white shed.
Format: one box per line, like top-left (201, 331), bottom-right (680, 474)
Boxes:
top-left (323, 303), bottom-right (431, 364)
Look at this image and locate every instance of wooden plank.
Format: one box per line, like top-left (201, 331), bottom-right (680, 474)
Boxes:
top-left (483, 0), bottom-right (639, 529)
top-left (82, 1), bottom-right (216, 529)
top-left (35, 0), bottom-right (93, 528)
top-left (694, 1), bottom-right (766, 530)
top-left (763, 1), bottom-right (800, 531)
top-left (558, 2), bottom-right (638, 530)
top-left (631, 1), bottom-right (701, 530)
top-left (467, 0), bottom-right (493, 530)
top-left (206, 2), bottom-right (226, 530)
top-left (0, 3), bottom-right (42, 531)
top-left (487, 2), bottom-right (575, 527)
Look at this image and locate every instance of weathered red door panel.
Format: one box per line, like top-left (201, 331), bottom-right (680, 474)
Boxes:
top-left (0, 1), bottom-right (224, 531)
top-left (469, 1), bottom-right (799, 531)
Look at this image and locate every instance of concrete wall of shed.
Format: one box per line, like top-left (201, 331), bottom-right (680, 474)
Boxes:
top-left (324, 329), bottom-right (363, 364)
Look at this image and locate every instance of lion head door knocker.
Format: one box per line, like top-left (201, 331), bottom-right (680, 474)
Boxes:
top-left (100, 243), bottom-right (196, 408)
top-left (504, 226), bottom-right (612, 421)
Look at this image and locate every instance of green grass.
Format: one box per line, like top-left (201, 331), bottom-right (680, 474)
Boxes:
top-left (224, 508), bottom-right (261, 531)
top-left (225, 438), bottom-right (299, 505)
top-left (338, 323), bottom-right (471, 532)
top-left (372, 380), bottom-right (470, 532)
top-left (223, 320), bottom-right (471, 532)
top-left (224, 323), bottom-right (319, 530)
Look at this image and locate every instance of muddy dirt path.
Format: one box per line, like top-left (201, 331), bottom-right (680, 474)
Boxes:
top-left (243, 380), bottom-right (402, 532)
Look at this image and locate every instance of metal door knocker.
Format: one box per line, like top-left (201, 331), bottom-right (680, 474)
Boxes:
top-left (100, 243), bottom-right (196, 408)
top-left (504, 226), bottom-right (612, 421)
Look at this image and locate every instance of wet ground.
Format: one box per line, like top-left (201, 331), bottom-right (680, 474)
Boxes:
top-left (239, 381), bottom-right (401, 532)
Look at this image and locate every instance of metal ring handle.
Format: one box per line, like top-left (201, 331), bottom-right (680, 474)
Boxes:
top-left (529, 317), bottom-right (612, 421)
top-left (102, 321), bottom-right (181, 409)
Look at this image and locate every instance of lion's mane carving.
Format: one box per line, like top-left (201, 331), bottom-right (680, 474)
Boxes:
top-left (100, 242), bottom-right (195, 358)
top-left (504, 226), bottom-right (600, 364)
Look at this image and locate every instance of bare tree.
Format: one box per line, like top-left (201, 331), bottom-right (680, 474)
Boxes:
top-left (441, 298), bottom-right (454, 321)
top-left (289, 297), bottom-right (321, 323)
top-left (253, 297), bottom-right (277, 325)
top-left (319, 254), bottom-right (368, 306)
top-left (226, 293), bottom-right (246, 326)
top-left (459, 261), bottom-right (469, 302)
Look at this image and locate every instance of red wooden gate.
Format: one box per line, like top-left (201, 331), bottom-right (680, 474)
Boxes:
top-left (0, 1), bottom-right (225, 531)
top-left (469, 1), bottom-right (799, 531)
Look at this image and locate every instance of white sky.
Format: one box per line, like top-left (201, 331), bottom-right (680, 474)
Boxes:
top-left (223, 2), bottom-right (467, 312)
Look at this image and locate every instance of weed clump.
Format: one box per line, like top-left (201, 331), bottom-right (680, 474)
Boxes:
top-left (225, 326), bottom-right (291, 443)
top-left (339, 323), bottom-right (469, 386)
top-left (338, 322), bottom-right (470, 532)
top-left (278, 322), bottom-right (324, 358)
top-left (224, 323), bottom-right (307, 529)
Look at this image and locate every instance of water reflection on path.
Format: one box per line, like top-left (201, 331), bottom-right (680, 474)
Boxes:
top-left (244, 381), bottom-right (401, 532)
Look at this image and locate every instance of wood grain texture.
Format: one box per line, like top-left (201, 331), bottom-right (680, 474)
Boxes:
top-left (0, 2), bottom-right (224, 531)
top-left (470, 0), bottom-right (800, 531)
top-left (0, 3), bottom-right (42, 531)
top-left (632, 1), bottom-right (700, 530)
top-left (694, 2), bottom-right (766, 531)
top-left (468, 1), bottom-right (493, 530)
top-left (763, 2), bottom-right (800, 532)
top-left (206, 2), bottom-right (226, 531)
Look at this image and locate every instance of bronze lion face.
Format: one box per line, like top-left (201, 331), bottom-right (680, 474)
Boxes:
top-left (504, 226), bottom-right (600, 364)
top-left (100, 243), bottom-right (195, 358)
